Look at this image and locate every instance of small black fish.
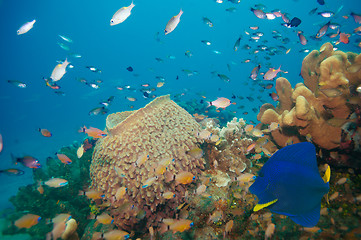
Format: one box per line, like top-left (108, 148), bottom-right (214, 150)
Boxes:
top-left (126, 66), bottom-right (133, 72)
top-left (54, 91), bottom-right (66, 96)
top-left (247, 96), bottom-right (255, 102)
top-left (317, 0), bottom-right (325, 5)
top-left (289, 17), bottom-right (301, 27)
top-left (89, 107), bottom-right (108, 116)
top-left (143, 91), bottom-right (150, 98)
top-left (231, 94), bottom-right (236, 99)
top-left (308, 7), bottom-right (318, 15)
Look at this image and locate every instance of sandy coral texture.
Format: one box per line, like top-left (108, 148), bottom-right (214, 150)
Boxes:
top-left (90, 95), bottom-right (205, 229)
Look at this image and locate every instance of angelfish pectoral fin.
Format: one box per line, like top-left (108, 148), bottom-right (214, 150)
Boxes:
top-left (322, 164), bottom-right (331, 183)
top-left (253, 199), bottom-right (278, 212)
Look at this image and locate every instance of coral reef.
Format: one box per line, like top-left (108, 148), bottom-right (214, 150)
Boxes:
top-left (90, 95), bottom-right (206, 230)
top-left (257, 43), bottom-right (361, 168)
top-left (2, 139), bottom-right (95, 239)
top-left (197, 117), bottom-right (255, 174)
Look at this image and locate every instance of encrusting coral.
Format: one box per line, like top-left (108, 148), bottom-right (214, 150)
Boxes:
top-left (90, 95), bottom-right (206, 230)
top-left (197, 117), bottom-right (255, 175)
top-left (258, 43), bottom-right (361, 157)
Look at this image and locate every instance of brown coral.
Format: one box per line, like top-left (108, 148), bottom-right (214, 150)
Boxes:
top-left (90, 95), bottom-right (205, 230)
top-left (258, 43), bottom-right (361, 151)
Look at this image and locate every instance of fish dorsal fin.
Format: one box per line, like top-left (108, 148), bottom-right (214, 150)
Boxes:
top-left (253, 199), bottom-right (278, 212)
top-left (322, 165), bottom-right (331, 183)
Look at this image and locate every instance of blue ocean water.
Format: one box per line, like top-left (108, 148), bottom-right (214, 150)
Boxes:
top-left (0, 0), bottom-right (359, 213)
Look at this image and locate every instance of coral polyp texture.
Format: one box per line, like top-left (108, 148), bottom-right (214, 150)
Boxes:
top-left (258, 42), bottom-right (361, 167)
top-left (90, 95), bottom-right (205, 230)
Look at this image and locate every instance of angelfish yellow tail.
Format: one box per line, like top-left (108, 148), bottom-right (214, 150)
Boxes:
top-left (322, 164), bottom-right (331, 183)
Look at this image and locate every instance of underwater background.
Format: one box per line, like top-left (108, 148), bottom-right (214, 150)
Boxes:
top-left (0, 0), bottom-right (361, 239)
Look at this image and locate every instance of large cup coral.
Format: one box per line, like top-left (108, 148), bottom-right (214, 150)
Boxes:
top-left (90, 95), bottom-right (205, 230)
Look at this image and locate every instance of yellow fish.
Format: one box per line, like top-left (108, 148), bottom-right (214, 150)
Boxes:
top-left (96, 213), bottom-right (114, 225)
top-left (175, 171), bottom-right (195, 185)
top-left (115, 187), bottom-right (127, 200)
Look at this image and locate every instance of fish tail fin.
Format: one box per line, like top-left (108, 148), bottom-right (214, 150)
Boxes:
top-left (322, 164), bottom-right (331, 183)
top-left (207, 101), bottom-right (212, 108)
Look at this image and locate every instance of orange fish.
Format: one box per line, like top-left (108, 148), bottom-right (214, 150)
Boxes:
top-left (186, 147), bottom-right (204, 159)
top-left (297, 31), bottom-right (307, 45)
top-left (269, 92), bottom-right (279, 101)
top-left (79, 126), bottom-right (107, 139)
top-left (162, 191), bottom-right (175, 199)
top-left (316, 21), bottom-right (330, 38)
top-left (115, 187), bottom-right (127, 200)
top-left (338, 33), bottom-right (350, 44)
top-left (264, 83), bottom-right (274, 89)
top-left (154, 164), bottom-right (167, 175)
top-left (80, 189), bottom-right (105, 200)
top-left (245, 124), bottom-right (254, 132)
top-left (224, 220), bottom-right (234, 238)
top-left (96, 213), bottom-right (114, 225)
top-left (93, 230), bottom-right (130, 240)
top-left (247, 143), bottom-right (256, 152)
top-left (250, 64), bottom-right (261, 80)
top-left (0, 168), bottom-right (24, 176)
top-left (47, 221), bottom-right (66, 240)
top-left (83, 138), bottom-right (94, 151)
top-left (15, 214), bottom-right (41, 229)
top-left (351, 12), bottom-right (361, 24)
top-left (142, 176), bottom-right (158, 188)
top-left (163, 219), bottom-right (193, 233)
top-left (51, 214), bottom-right (71, 225)
top-left (44, 178), bottom-right (68, 188)
top-left (37, 185), bottom-right (44, 194)
top-left (175, 171), bottom-right (195, 185)
top-left (354, 26), bottom-right (361, 33)
top-left (57, 153), bottom-right (72, 165)
top-left (135, 153), bottom-right (149, 167)
top-left (39, 128), bottom-right (52, 137)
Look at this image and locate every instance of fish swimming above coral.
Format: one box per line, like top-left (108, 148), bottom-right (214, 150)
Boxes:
top-left (249, 142), bottom-right (330, 227)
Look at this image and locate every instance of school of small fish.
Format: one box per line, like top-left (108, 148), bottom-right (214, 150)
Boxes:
top-left (2, 0), bottom-right (361, 239)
